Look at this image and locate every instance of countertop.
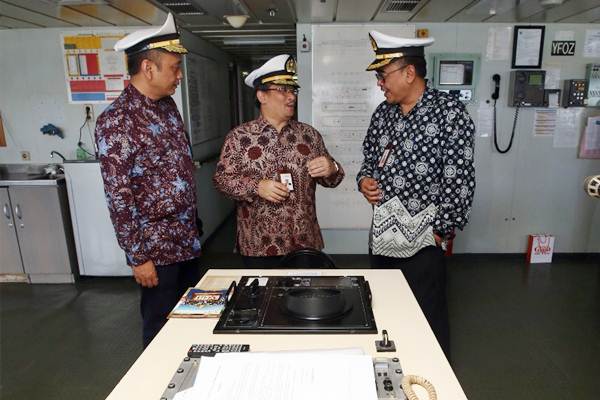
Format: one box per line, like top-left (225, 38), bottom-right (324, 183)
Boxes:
top-left (0, 172), bottom-right (65, 187)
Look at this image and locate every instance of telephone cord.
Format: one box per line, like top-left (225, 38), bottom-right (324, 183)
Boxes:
top-left (401, 374), bottom-right (437, 400)
top-left (493, 100), bottom-right (520, 154)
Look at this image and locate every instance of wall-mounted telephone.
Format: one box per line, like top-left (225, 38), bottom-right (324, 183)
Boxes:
top-left (562, 79), bottom-right (587, 107)
top-left (508, 70), bottom-right (546, 107)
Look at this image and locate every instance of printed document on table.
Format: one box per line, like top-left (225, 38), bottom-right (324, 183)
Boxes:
top-left (184, 352), bottom-right (378, 400)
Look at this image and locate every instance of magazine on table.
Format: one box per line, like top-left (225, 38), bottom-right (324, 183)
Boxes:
top-left (168, 287), bottom-right (227, 318)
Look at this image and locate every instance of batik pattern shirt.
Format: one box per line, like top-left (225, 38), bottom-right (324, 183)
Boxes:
top-left (95, 84), bottom-right (201, 267)
top-left (357, 87), bottom-right (475, 258)
top-left (213, 116), bottom-right (344, 257)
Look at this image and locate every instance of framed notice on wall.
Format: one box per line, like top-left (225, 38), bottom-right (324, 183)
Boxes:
top-left (512, 26), bottom-right (545, 69)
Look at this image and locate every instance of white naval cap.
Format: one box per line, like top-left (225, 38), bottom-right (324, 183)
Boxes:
top-left (114, 13), bottom-right (187, 55)
top-left (366, 31), bottom-right (434, 71)
top-left (244, 54), bottom-right (299, 88)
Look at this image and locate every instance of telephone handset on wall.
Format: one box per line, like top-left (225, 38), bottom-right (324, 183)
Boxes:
top-left (492, 74), bottom-right (501, 100)
top-left (491, 73), bottom-right (520, 154)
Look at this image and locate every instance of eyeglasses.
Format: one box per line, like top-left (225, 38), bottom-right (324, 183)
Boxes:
top-left (264, 86), bottom-right (299, 96)
top-left (375, 64), bottom-right (408, 82)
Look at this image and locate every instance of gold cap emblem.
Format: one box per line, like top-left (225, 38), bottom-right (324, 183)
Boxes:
top-left (285, 57), bottom-right (296, 73)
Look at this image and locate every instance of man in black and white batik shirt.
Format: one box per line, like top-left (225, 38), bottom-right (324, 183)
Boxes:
top-left (357, 31), bottom-right (475, 359)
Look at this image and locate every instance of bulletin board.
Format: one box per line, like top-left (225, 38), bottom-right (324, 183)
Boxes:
top-left (185, 52), bottom-right (230, 146)
top-left (61, 33), bottom-right (128, 103)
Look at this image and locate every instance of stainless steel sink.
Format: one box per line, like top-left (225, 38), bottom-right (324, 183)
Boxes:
top-left (0, 164), bottom-right (64, 186)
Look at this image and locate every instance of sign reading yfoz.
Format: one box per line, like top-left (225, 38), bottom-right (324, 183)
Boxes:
top-left (551, 41), bottom-right (576, 56)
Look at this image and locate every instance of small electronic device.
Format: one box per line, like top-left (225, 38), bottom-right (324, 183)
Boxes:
top-left (431, 53), bottom-right (481, 103)
top-left (508, 70), bottom-right (546, 107)
top-left (374, 357), bottom-right (406, 399)
top-left (187, 343), bottom-right (250, 358)
top-left (161, 344), bottom-right (250, 400)
top-left (561, 79), bottom-right (588, 107)
top-left (585, 63), bottom-right (600, 106)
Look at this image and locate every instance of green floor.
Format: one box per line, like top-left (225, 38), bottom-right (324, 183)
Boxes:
top-left (1, 220), bottom-right (599, 400)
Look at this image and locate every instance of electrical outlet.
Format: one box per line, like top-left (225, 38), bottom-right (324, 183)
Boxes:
top-left (84, 104), bottom-right (94, 121)
top-left (20, 151), bottom-right (31, 161)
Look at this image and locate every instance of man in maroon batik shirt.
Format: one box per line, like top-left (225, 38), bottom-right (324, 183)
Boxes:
top-left (213, 54), bottom-right (344, 268)
top-left (95, 14), bottom-right (201, 348)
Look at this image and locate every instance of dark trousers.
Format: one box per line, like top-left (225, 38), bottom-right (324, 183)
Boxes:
top-left (370, 246), bottom-right (450, 359)
top-left (140, 258), bottom-right (203, 348)
top-left (242, 255), bottom-right (284, 268)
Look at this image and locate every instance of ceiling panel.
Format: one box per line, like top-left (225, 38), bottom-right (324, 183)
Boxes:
top-left (1, 0), bottom-right (112, 26)
top-left (373, 0), bottom-right (428, 22)
top-left (0, 1), bottom-right (76, 27)
top-left (336, 0), bottom-right (382, 22)
top-left (524, 0), bottom-right (600, 22)
top-left (67, 4), bottom-right (150, 25)
top-left (448, 0), bottom-right (508, 22)
top-left (244, 0), bottom-right (296, 23)
top-left (104, 0), bottom-right (166, 25)
top-left (411, 0), bottom-right (473, 22)
top-left (484, 0), bottom-right (547, 22)
top-left (557, 5), bottom-right (600, 22)
top-left (0, 14), bottom-right (42, 28)
top-left (292, 0), bottom-right (337, 23)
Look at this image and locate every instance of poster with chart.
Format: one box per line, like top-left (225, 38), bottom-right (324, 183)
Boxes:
top-left (62, 33), bottom-right (128, 103)
top-left (312, 24), bottom-right (415, 229)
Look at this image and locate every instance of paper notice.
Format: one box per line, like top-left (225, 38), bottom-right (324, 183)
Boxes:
top-left (486, 27), bottom-right (511, 61)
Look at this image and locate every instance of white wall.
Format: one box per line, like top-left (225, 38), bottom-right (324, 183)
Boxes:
top-left (297, 22), bottom-right (600, 254)
top-left (0, 28), bottom-right (113, 163)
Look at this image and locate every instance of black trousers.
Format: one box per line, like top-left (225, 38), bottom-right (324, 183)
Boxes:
top-left (242, 255), bottom-right (284, 268)
top-left (140, 258), bottom-right (203, 348)
top-left (370, 246), bottom-right (450, 359)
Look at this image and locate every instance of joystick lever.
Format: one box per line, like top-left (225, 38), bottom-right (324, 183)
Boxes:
top-left (375, 329), bottom-right (396, 352)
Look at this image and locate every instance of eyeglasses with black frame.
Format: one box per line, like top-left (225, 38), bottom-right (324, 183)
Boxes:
top-left (264, 86), bottom-right (299, 96)
top-left (375, 64), bottom-right (409, 82)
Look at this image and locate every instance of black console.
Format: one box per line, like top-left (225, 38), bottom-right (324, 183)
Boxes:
top-left (213, 276), bottom-right (377, 334)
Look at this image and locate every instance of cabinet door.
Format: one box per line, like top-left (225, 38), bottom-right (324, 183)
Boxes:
top-left (0, 188), bottom-right (24, 274)
top-left (9, 186), bottom-right (72, 275)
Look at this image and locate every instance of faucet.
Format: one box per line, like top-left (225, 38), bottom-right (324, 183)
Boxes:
top-left (50, 150), bottom-right (67, 162)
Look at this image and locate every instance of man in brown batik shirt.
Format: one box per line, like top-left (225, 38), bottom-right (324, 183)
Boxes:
top-left (213, 54), bottom-right (344, 267)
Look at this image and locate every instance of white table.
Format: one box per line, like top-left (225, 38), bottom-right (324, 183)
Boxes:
top-left (106, 269), bottom-right (467, 400)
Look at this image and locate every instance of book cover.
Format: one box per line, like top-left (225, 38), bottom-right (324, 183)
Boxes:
top-left (168, 288), bottom-right (227, 318)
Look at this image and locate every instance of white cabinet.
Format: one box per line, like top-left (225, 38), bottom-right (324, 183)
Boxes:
top-left (63, 162), bottom-right (131, 276)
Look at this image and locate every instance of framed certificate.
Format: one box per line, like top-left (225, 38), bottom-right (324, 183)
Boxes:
top-left (511, 26), bottom-right (545, 69)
